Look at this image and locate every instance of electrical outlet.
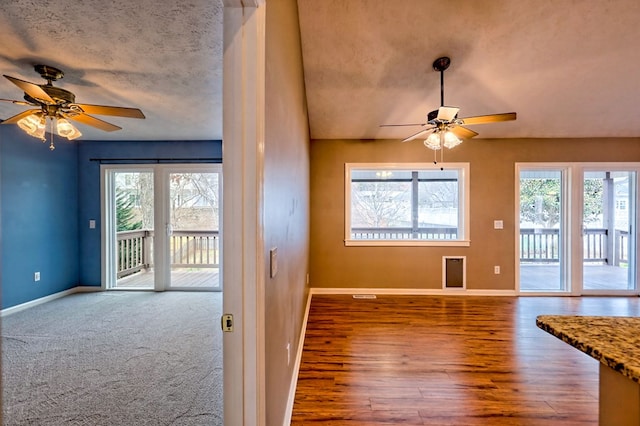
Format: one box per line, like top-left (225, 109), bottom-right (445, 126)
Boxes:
top-left (34, 272), bottom-right (40, 281)
top-left (494, 266), bottom-right (501, 275)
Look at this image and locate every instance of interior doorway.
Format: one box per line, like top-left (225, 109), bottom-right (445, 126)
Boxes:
top-left (102, 164), bottom-right (222, 291)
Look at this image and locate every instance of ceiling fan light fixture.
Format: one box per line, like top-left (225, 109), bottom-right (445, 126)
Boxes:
top-left (56, 118), bottom-right (82, 140)
top-left (424, 132), bottom-right (442, 150)
top-left (2, 65), bottom-right (145, 149)
top-left (443, 130), bottom-right (462, 149)
top-left (17, 113), bottom-right (46, 140)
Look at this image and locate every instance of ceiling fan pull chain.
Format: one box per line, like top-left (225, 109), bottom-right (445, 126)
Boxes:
top-left (49, 118), bottom-right (55, 150)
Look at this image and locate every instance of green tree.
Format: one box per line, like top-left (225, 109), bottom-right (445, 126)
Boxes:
top-left (116, 191), bottom-right (142, 231)
top-left (583, 178), bottom-right (604, 224)
top-left (520, 178), bottom-right (603, 227)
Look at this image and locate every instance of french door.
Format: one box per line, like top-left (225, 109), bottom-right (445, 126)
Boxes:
top-left (582, 169), bottom-right (637, 292)
top-left (517, 163), bottom-right (638, 294)
top-left (102, 164), bottom-right (222, 291)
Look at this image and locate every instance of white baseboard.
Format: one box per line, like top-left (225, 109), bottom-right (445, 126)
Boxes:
top-left (310, 287), bottom-right (517, 297)
top-left (1, 285), bottom-right (102, 317)
top-left (283, 290), bottom-right (313, 426)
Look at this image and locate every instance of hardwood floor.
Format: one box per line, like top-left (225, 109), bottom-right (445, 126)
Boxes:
top-left (292, 295), bottom-right (640, 425)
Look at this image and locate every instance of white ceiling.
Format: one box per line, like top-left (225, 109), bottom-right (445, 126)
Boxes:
top-left (297, 0), bottom-right (640, 140)
top-left (0, 0), bottom-right (223, 141)
top-left (1, 0), bottom-right (639, 142)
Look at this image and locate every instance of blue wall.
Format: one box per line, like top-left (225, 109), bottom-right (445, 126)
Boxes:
top-left (0, 127), bottom-right (79, 309)
top-left (0, 131), bottom-right (221, 309)
top-left (77, 140), bottom-right (222, 286)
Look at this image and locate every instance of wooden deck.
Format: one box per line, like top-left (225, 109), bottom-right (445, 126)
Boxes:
top-left (520, 263), bottom-right (633, 292)
top-left (115, 268), bottom-right (220, 290)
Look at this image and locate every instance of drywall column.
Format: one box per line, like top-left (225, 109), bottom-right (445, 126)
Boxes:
top-left (223, 1), bottom-right (266, 425)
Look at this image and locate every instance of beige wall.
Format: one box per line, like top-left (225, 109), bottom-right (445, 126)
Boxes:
top-left (310, 137), bottom-right (640, 290)
top-left (264, 0), bottom-right (310, 424)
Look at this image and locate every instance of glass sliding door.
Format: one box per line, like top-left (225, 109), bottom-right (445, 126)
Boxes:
top-left (518, 169), bottom-right (567, 292)
top-left (104, 169), bottom-right (156, 290)
top-left (167, 170), bottom-right (221, 290)
top-left (103, 164), bottom-right (221, 291)
top-left (582, 170), bottom-right (637, 292)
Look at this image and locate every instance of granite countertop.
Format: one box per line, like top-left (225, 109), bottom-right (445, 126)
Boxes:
top-left (537, 315), bottom-right (640, 383)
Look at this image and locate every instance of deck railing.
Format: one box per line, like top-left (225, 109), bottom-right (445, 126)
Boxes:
top-left (117, 229), bottom-right (219, 278)
top-left (351, 227), bottom-right (628, 265)
top-left (352, 227), bottom-right (457, 240)
top-left (520, 228), bottom-right (628, 265)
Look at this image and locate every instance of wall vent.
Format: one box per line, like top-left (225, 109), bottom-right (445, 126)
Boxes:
top-left (352, 294), bottom-right (377, 299)
top-left (443, 256), bottom-right (466, 290)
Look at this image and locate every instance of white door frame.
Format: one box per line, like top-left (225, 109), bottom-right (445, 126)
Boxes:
top-left (160, 164), bottom-right (222, 292)
top-left (101, 164), bottom-right (156, 290)
top-left (101, 164), bottom-right (222, 291)
top-left (223, 1), bottom-right (266, 425)
top-left (578, 164), bottom-right (638, 295)
top-left (516, 162), bottom-right (640, 295)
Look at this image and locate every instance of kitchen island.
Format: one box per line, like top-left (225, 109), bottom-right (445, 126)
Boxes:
top-left (537, 315), bottom-right (640, 425)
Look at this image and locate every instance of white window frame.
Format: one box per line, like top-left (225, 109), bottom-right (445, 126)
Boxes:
top-left (344, 162), bottom-right (470, 247)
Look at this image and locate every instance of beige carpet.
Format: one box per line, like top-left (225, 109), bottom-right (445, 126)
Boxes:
top-left (2, 291), bottom-right (223, 425)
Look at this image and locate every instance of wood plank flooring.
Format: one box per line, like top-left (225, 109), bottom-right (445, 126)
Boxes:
top-left (292, 295), bottom-right (640, 425)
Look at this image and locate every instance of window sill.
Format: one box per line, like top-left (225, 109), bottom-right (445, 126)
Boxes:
top-left (344, 239), bottom-right (471, 247)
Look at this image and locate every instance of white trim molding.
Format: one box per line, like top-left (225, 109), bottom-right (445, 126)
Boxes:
top-left (309, 287), bottom-right (517, 297)
top-left (223, 2), bottom-right (267, 425)
top-left (1, 286), bottom-right (101, 317)
top-left (283, 292), bottom-right (313, 426)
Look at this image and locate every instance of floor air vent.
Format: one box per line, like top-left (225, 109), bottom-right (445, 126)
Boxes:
top-left (352, 294), bottom-right (377, 299)
top-left (443, 256), bottom-right (466, 290)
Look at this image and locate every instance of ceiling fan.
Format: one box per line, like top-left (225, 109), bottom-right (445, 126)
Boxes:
top-left (381, 56), bottom-right (516, 160)
top-left (0, 64), bottom-right (145, 150)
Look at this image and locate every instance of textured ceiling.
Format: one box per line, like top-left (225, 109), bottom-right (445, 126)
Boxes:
top-left (0, 0), bottom-right (223, 141)
top-left (1, 1), bottom-right (639, 143)
top-left (297, 0), bottom-right (640, 140)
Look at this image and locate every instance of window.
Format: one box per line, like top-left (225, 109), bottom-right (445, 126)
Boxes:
top-left (345, 163), bottom-right (470, 246)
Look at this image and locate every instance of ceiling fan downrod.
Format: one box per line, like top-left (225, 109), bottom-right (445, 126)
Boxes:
top-left (432, 56), bottom-right (450, 107)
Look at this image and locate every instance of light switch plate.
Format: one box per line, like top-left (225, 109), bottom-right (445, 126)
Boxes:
top-left (494, 220), bottom-right (504, 229)
top-left (270, 247), bottom-right (278, 278)
top-left (89, 220), bottom-right (96, 229)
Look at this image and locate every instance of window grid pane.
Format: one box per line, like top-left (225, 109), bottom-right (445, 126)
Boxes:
top-left (348, 166), bottom-right (464, 242)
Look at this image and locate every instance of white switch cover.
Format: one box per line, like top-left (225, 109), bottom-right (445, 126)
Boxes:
top-left (270, 247), bottom-right (278, 278)
top-left (494, 220), bottom-right (504, 229)
top-left (89, 220), bottom-right (96, 229)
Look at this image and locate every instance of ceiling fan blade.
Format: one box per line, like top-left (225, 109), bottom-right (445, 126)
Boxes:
top-left (450, 125), bottom-right (478, 139)
top-left (437, 106), bottom-right (459, 121)
top-left (0, 98), bottom-right (32, 106)
top-left (65, 112), bottom-right (122, 132)
top-left (402, 126), bottom-right (435, 143)
top-left (459, 112), bottom-right (517, 126)
top-left (3, 75), bottom-right (55, 104)
top-left (1, 109), bottom-right (41, 124)
top-left (73, 103), bottom-right (145, 119)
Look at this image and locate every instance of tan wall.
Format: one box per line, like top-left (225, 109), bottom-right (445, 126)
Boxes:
top-left (264, 0), bottom-right (310, 424)
top-left (310, 138), bottom-right (640, 290)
